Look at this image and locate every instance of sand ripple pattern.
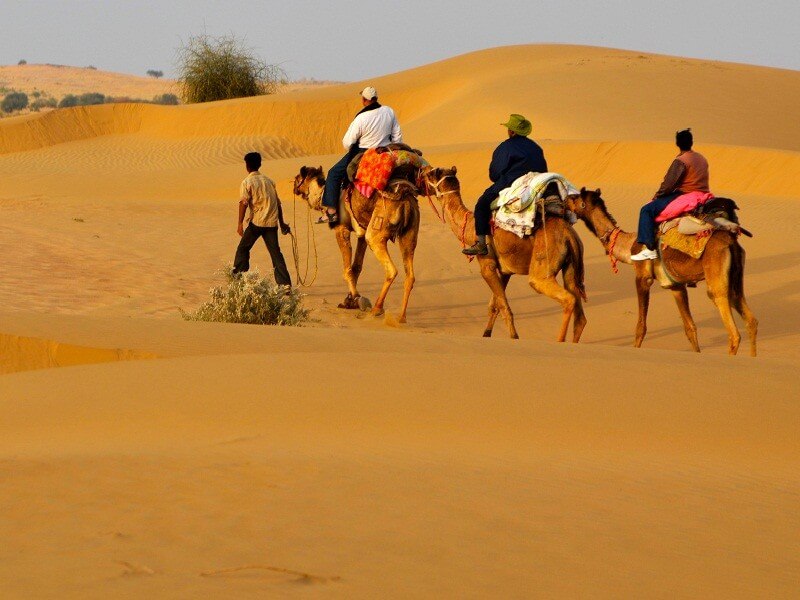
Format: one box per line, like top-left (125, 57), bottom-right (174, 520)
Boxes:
top-left (0, 134), bottom-right (305, 175)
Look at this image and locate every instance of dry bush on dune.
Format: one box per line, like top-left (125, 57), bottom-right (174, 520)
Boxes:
top-left (181, 266), bottom-right (308, 326)
top-left (176, 34), bottom-right (285, 103)
top-left (1, 92), bottom-right (28, 113)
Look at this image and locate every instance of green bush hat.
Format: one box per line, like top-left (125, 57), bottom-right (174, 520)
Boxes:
top-left (501, 114), bottom-right (532, 136)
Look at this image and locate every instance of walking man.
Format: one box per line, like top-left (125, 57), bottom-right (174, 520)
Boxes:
top-left (233, 152), bottom-right (292, 289)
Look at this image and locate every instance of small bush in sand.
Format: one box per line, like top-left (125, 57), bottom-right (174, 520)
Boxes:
top-left (152, 93), bottom-right (180, 105)
top-left (146, 69), bottom-right (164, 78)
top-left (30, 97), bottom-right (57, 111)
top-left (58, 94), bottom-right (79, 108)
top-left (78, 92), bottom-right (106, 106)
top-left (18, 59), bottom-right (27, 65)
top-left (1, 92), bottom-right (28, 113)
top-left (0, 92), bottom-right (28, 113)
top-left (176, 33), bottom-right (285, 103)
top-left (181, 266), bottom-right (308, 326)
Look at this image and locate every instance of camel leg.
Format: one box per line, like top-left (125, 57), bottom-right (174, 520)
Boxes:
top-left (351, 236), bottom-right (367, 283)
top-left (670, 286), bottom-right (700, 352)
top-left (530, 275), bottom-right (576, 343)
top-left (634, 268), bottom-right (654, 348)
top-left (335, 226), bottom-right (360, 302)
top-left (396, 228), bottom-right (418, 324)
top-left (483, 273), bottom-right (512, 337)
top-left (562, 267), bottom-right (586, 343)
top-left (729, 247), bottom-right (758, 357)
top-left (479, 261), bottom-right (518, 339)
top-left (732, 296), bottom-right (758, 357)
top-left (706, 279), bottom-right (741, 356)
top-left (366, 234), bottom-right (397, 317)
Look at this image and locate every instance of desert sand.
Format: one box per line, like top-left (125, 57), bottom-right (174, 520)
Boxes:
top-left (1, 45), bottom-right (799, 598)
top-left (0, 63), bottom-right (177, 103)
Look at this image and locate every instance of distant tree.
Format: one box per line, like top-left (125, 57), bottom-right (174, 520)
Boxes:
top-left (78, 92), bottom-right (106, 106)
top-left (152, 93), bottom-right (179, 105)
top-left (85, 65), bottom-right (97, 70)
top-left (176, 33), bottom-right (285, 103)
top-left (1, 92), bottom-right (28, 113)
top-left (58, 94), bottom-right (79, 108)
top-left (146, 69), bottom-right (164, 79)
top-left (17, 59), bottom-right (27, 65)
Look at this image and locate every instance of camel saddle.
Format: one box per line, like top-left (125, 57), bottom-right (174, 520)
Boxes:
top-left (492, 178), bottom-right (578, 239)
top-left (346, 144), bottom-right (427, 184)
top-left (657, 197), bottom-right (752, 260)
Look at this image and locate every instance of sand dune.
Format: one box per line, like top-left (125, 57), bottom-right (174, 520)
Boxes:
top-left (0, 63), bottom-right (177, 101)
top-left (1, 44), bottom-right (799, 598)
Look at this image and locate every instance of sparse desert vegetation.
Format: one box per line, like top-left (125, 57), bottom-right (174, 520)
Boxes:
top-left (176, 34), bottom-right (286, 103)
top-left (181, 267), bottom-right (308, 326)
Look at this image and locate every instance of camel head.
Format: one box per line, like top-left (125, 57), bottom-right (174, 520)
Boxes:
top-left (293, 166), bottom-right (326, 212)
top-left (419, 165), bottom-right (459, 202)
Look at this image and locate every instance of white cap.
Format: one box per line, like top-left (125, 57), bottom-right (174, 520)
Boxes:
top-left (360, 86), bottom-right (378, 100)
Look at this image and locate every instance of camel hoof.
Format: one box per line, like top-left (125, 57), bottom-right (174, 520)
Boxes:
top-left (357, 296), bottom-right (372, 312)
top-left (371, 307), bottom-right (385, 317)
top-left (337, 294), bottom-right (358, 309)
top-left (482, 330), bottom-right (492, 338)
top-left (398, 316), bottom-right (407, 324)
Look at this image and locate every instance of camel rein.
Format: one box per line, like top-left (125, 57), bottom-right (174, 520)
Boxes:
top-left (423, 175), bottom-right (458, 224)
top-left (600, 226), bottom-right (622, 274)
top-left (289, 190), bottom-right (319, 287)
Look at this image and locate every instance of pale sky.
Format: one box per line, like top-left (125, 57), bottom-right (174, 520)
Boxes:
top-left (2, 0), bottom-right (798, 80)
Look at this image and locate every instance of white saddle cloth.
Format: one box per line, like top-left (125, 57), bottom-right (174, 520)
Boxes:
top-left (491, 172), bottom-right (579, 238)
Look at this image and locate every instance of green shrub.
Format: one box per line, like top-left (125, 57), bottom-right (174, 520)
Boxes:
top-left (152, 93), bottom-right (179, 105)
top-left (30, 97), bottom-right (57, 111)
top-left (78, 92), bottom-right (105, 105)
top-left (1, 92), bottom-right (28, 113)
top-left (58, 94), bottom-right (79, 108)
top-left (181, 266), bottom-right (308, 326)
top-left (146, 69), bottom-right (164, 78)
top-left (176, 33), bottom-right (285, 103)
top-left (18, 59), bottom-right (27, 65)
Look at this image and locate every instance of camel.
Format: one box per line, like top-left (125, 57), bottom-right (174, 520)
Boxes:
top-left (566, 188), bottom-right (758, 356)
top-left (293, 166), bottom-right (420, 322)
top-left (420, 166), bottom-right (587, 341)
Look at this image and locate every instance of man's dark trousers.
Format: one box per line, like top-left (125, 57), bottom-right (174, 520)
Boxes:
top-left (636, 192), bottom-right (681, 250)
top-left (322, 145), bottom-right (360, 209)
top-left (233, 223), bottom-right (292, 286)
top-left (474, 181), bottom-right (505, 236)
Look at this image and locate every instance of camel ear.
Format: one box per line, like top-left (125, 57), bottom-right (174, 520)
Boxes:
top-left (318, 165), bottom-right (323, 173)
top-left (580, 186), bottom-right (586, 196)
top-left (300, 166), bottom-right (307, 177)
top-left (451, 166), bottom-right (457, 174)
top-left (595, 188), bottom-right (602, 196)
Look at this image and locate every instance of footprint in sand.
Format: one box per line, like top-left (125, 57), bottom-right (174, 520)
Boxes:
top-left (200, 565), bottom-right (340, 585)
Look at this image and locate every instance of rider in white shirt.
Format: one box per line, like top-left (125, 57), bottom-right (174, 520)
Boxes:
top-left (320, 86), bottom-right (402, 224)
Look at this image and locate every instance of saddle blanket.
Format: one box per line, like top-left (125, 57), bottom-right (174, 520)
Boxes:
top-left (491, 172), bottom-right (580, 238)
top-left (352, 148), bottom-right (429, 199)
top-left (659, 218), bottom-right (714, 259)
top-left (655, 191), bottom-right (714, 223)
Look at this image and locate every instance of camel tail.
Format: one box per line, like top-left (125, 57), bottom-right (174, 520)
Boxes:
top-left (728, 239), bottom-right (746, 306)
top-left (390, 197), bottom-right (420, 241)
top-left (566, 228), bottom-right (588, 302)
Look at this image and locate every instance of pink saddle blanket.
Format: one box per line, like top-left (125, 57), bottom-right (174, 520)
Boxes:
top-left (655, 191), bottom-right (714, 222)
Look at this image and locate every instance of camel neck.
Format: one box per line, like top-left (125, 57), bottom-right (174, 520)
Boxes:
top-left (586, 209), bottom-right (635, 265)
top-left (440, 191), bottom-right (475, 247)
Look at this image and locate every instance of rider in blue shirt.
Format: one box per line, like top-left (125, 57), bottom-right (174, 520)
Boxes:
top-left (463, 114), bottom-right (548, 255)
